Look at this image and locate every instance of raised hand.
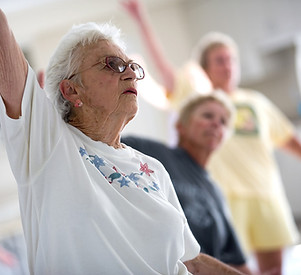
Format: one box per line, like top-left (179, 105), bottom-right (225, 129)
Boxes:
top-left (120, 0), bottom-right (145, 23)
top-left (120, 0), bottom-right (176, 94)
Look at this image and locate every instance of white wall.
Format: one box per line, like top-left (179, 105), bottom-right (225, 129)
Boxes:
top-left (2, 0), bottom-right (301, 218)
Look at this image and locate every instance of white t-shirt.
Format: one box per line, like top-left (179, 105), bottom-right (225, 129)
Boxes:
top-left (0, 139), bottom-right (22, 239)
top-left (0, 65), bottom-right (199, 275)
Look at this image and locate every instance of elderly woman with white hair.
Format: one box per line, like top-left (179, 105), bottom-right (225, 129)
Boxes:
top-left (0, 8), bottom-right (245, 275)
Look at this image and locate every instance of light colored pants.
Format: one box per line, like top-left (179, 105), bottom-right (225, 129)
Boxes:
top-left (229, 196), bottom-right (300, 252)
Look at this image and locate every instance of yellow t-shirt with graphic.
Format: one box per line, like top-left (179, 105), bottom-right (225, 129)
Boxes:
top-left (168, 65), bottom-right (294, 199)
top-left (208, 89), bottom-right (294, 199)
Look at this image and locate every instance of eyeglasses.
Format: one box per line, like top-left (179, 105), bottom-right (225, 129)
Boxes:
top-left (68, 56), bottom-right (145, 80)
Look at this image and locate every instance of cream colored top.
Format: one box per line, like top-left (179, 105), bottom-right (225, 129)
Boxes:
top-left (208, 88), bottom-right (294, 198)
top-left (168, 61), bottom-right (212, 110)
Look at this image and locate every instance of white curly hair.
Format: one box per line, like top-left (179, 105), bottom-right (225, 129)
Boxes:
top-left (45, 22), bottom-right (126, 122)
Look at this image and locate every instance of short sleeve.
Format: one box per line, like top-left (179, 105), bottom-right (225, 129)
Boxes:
top-left (168, 62), bottom-right (212, 111)
top-left (259, 92), bottom-right (294, 146)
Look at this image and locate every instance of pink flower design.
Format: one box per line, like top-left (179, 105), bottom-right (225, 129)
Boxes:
top-left (140, 162), bottom-right (154, 176)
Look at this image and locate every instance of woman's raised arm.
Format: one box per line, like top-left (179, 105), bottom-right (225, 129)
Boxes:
top-left (121, 0), bottom-right (176, 95)
top-left (0, 9), bottom-right (28, 119)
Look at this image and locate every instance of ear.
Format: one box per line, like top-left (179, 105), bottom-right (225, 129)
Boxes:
top-left (176, 121), bottom-right (184, 136)
top-left (59, 79), bottom-right (79, 103)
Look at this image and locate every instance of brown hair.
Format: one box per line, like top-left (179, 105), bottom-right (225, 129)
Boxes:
top-left (191, 32), bottom-right (239, 70)
top-left (177, 90), bottom-right (234, 128)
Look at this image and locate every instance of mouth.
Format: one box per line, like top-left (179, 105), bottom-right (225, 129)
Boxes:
top-left (122, 88), bottom-right (137, 96)
top-left (205, 132), bottom-right (219, 138)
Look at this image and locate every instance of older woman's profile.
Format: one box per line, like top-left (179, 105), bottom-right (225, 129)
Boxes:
top-left (0, 8), bottom-right (244, 275)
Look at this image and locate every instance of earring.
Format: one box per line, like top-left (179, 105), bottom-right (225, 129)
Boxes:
top-left (74, 99), bottom-right (83, 108)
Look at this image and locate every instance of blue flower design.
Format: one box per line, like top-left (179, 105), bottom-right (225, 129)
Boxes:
top-left (150, 182), bottom-right (160, 191)
top-left (79, 147), bottom-right (87, 157)
top-left (128, 173), bottom-right (140, 186)
top-left (119, 177), bottom-right (130, 187)
top-left (91, 155), bottom-right (106, 169)
top-left (79, 147), bottom-right (160, 194)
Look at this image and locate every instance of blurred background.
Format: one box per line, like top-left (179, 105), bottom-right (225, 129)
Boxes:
top-left (1, 0), bottom-right (301, 240)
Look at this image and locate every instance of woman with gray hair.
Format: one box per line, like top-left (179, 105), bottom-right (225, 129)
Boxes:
top-left (122, 92), bottom-right (251, 275)
top-left (0, 7), bottom-right (244, 275)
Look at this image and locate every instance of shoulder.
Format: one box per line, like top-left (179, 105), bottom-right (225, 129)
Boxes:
top-left (233, 88), bottom-right (274, 109)
top-left (122, 135), bottom-right (168, 153)
top-left (236, 88), bottom-right (269, 101)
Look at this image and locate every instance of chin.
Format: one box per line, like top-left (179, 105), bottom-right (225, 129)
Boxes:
top-left (208, 143), bottom-right (220, 152)
top-left (127, 105), bottom-right (138, 119)
top-left (130, 103), bottom-right (138, 114)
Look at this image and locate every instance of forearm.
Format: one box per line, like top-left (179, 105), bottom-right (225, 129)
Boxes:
top-left (135, 12), bottom-right (176, 93)
top-left (0, 9), bottom-right (27, 119)
top-left (229, 263), bottom-right (253, 275)
top-left (184, 253), bottom-right (246, 275)
top-left (121, 0), bottom-right (176, 94)
top-left (282, 135), bottom-right (301, 159)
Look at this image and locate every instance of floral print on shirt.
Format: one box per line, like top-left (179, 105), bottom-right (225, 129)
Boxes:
top-left (79, 147), bottom-right (160, 193)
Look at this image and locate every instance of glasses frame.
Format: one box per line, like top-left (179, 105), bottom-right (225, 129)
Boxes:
top-left (67, 56), bottom-right (145, 80)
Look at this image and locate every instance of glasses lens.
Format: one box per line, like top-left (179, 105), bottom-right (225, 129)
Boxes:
top-left (130, 63), bottom-right (145, 80)
top-left (106, 57), bottom-right (145, 79)
top-left (106, 57), bottom-right (125, 73)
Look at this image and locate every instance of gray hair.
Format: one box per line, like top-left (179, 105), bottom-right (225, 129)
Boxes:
top-left (45, 22), bottom-right (125, 122)
top-left (191, 32), bottom-right (239, 70)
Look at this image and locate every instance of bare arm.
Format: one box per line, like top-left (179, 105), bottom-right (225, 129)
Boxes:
top-left (120, 0), bottom-right (176, 95)
top-left (37, 69), bottom-right (45, 88)
top-left (184, 253), bottom-right (246, 275)
top-left (229, 264), bottom-right (253, 275)
top-left (281, 135), bottom-right (301, 159)
top-left (0, 9), bottom-right (28, 119)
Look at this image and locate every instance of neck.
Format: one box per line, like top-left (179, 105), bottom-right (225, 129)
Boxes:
top-left (179, 142), bottom-right (210, 168)
top-left (213, 82), bottom-right (236, 95)
top-left (68, 109), bottom-right (132, 149)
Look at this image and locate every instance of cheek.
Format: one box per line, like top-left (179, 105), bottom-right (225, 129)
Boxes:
top-left (189, 121), bottom-right (206, 138)
top-left (207, 69), bottom-right (222, 82)
top-left (84, 81), bottom-right (119, 106)
top-left (216, 128), bottom-right (227, 143)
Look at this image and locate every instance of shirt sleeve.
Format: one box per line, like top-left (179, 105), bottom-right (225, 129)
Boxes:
top-left (0, 65), bottom-right (63, 183)
top-left (258, 92), bottom-right (294, 147)
top-left (168, 62), bottom-right (212, 111)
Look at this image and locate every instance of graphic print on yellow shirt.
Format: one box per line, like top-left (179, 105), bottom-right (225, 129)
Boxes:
top-left (234, 104), bottom-right (259, 135)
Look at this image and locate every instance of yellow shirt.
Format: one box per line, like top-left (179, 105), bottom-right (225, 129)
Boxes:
top-left (169, 65), bottom-right (294, 199)
top-left (168, 61), bottom-right (212, 110)
top-left (208, 89), bottom-right (294, 199)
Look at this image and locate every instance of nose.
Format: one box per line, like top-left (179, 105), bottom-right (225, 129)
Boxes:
top-left (211, 118), bottom-right (222, 128)
top-left (225, 61), bottom-right (233, 72)
top-left (121, 65), bottom-right (139, 81)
